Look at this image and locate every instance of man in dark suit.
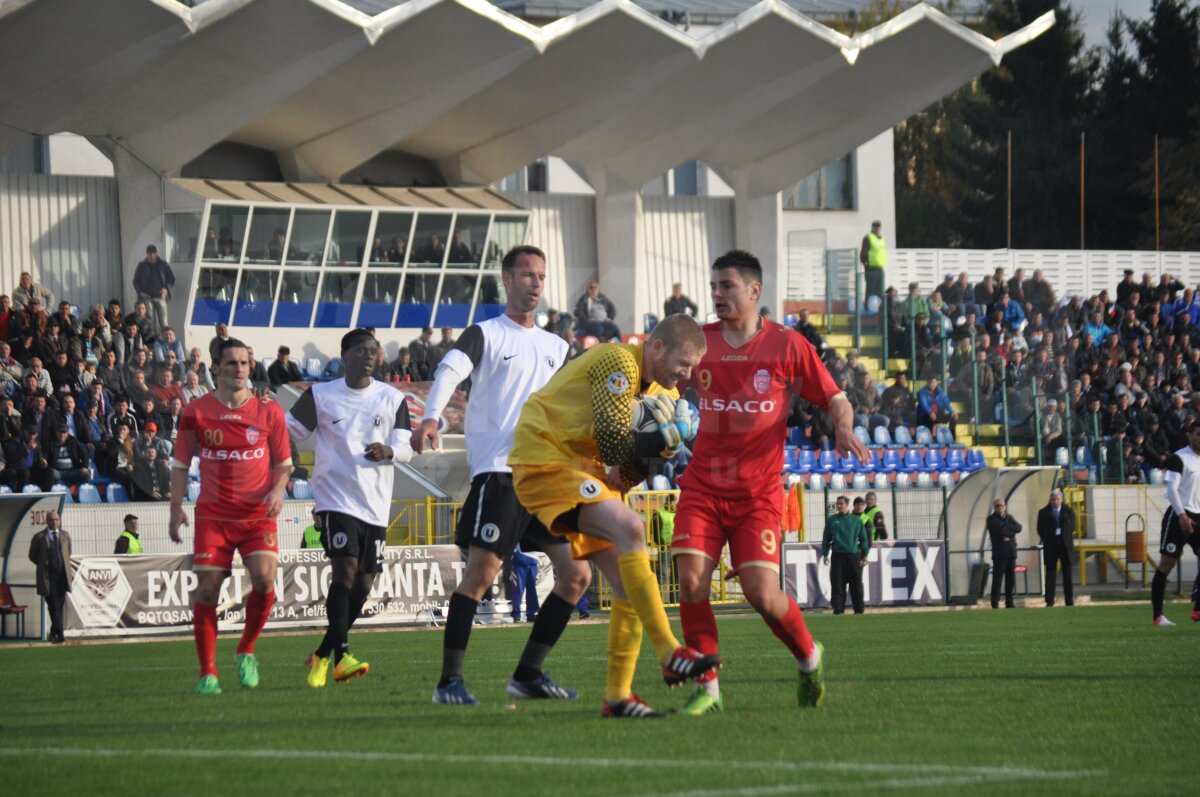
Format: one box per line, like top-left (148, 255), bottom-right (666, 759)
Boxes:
top-left (28, 509), bottom-right (71, 643)
top-left (1037, 489), bottom-right (1076, 607)
top-left (987, 497), bottom-right (1022, 609)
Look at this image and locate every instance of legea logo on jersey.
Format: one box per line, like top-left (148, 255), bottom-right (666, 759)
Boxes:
top-left (698, 397), bottom-right (777, 414)
top-left (245, 426), bottom-right (260, 445)
top-left (201, 447), bottom-right (266, 461)
top-left (753, 369), bottom-right (771, 394)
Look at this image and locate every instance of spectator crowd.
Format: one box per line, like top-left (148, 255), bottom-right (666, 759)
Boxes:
top-left (797, 267), bottom-right (1200, 484)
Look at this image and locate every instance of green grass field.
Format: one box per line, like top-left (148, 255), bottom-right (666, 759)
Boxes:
top-left (1, 602), bottom-right (1196, 796)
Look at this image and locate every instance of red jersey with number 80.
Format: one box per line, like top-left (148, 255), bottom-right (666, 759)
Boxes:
top-left (679, 320), bottom-right (839, 501)
top-left (173, 393), bottom-right (290, 521)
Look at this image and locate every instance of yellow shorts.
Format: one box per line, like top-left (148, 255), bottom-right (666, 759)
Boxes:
top-left (511, 462), bottom-right (618, 560)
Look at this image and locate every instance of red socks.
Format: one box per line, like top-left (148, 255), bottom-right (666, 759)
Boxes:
top-left (194, 602), bottom-right (218, 677)
top-left (765, 598), bottom-right (815, 661)
top-left (680, 600), bottom-right (720, 682)
top-left (236, 590), bottom-right (275, 655)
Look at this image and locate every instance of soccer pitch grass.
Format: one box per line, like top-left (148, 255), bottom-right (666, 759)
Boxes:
top-left (1, 603), bottom-right (1196, 796)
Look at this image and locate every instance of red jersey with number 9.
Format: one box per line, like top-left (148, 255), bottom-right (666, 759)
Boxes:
top-left (173, 393), bottom-right (290, 521)
top-left (678, 320), bottom-right (839, 500)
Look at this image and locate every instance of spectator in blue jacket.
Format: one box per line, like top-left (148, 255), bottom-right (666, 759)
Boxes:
top-left (995, 292), bottom-right (1026, 333)
top-left (1081, 310), bottom-right (1114, 345)
top-left (917, 376), bottom-right (958, 439)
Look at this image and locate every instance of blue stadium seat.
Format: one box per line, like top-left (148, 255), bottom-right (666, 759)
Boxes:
top-left (788, 427), bottom-right (806, 447)
top-left (305, 358), bottom-right (323, 381)
top-left (916, 472), bottom-right (934, 488)
top-left (784, 313), bottom-right (799, 327)
top-left (77, 484), bottom-right (101, 504)
top-left (963, 450), bottom-right (986, 472)
top-left (935, 425), bottom-right (955, 447)
top-left (921, 449), bottom-right (946, 473)
top-left (807, 474), bottom-right (825, 490)
top-left (829, 473), bottom-right (847, 489)
top-left (873, 426), bottom-right (893, 447)
top-left (291, 479), bottom-right (313, 499)
top-left (901, 450), bottom-right (922, 473)
top-left (880, 449), bottom-right (900, 473)
top-left (794, 449), bottom-right (815, 474)
top-left (107, 483), bottom-right (130, 503)
top-left (814, 450), bottom-right (836, 474)
top-left (643, 313), bottom-right (659, 334)
top-left (188, 457), bottom-right (201, 481)
top-left (50, 483), bottom-right (69, 496)
top-left (853, 426), bottom-right (870, 447)
top-left (20, 484), bottom-right (39, 494)
top-left (852, 453), bottom-right (875, 473)
top-left (851, 473), bottom-right (869, 489)
top-left (938, 472), bottom-right (956, 488)
top-left (0, 484), bottom-right (11, 494)
top-left (834, 454), bottom-right (856, 474)
top-left (914, 426), bottom-right (934, 447)
top-left (945, 448), bottom-right (965, 472)
top-left (894, 472), bottom-right (912, 489)
top-left (1055, 446), bottom-right (1070, 467)
top-left (893, 426), bottom-right (913, 447)
top-left (187, 481), bottom-right (201, 502)
top-left (872, 472), bottom-right (890, 489)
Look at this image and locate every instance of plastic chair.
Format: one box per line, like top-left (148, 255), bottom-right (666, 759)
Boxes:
top-left (901, 450), bottom-right (922, 473)
top-left (1149, 468), bottom-right (1165, 485)
top-left (106, 483), bottom-right (130, 503)
top-left (864, 295), bottom-right (881, 316)
top-left (894, 472), bottom-right (912, 489)
top-left (873, 426), bottom-right (893, 447)
top-left (945, 448), bottom-right (965, 472)
top-left (807, 474), bottom-right (825, 491)
top-left (1054, 447), bottom-right (1070, 467)
top-left (77, 484), bottom-right (101, 504)
top-left (815, 450), bottom-right (836, 474)
top-left (852, 473), bottom-right (869, 489)
top-left (935, 426), bottom-right (955, 447)
top-left (834, 454), bottom-right (857, 474)
top-left (643, 313), bottom-right (659, 334)
top-left (784, 313), bottom-right (799, 328)
top-left (893, 426), bottom-right (914, 447)
top-left (788, 427), bottom-right (806, 447)
top-left (305, 358), bottom-right (323, 380)
top-left (915, 472), bottom-right (934, 488)
top-left (795, 449), bottom-right (816, 474)
top-left (21, 484), bottom-right (39, 494)
top-left (853, 426), bottom-right (870, 448)
top-left (291, 479), bottom-right (313, 500)
top-left (937, 472), bottom-right (956, 488)
top-left (259, 356), bottom-right (274, 374)
top-left (873, 472), bottom-right (890, 489)
top-left (188, 457), bottom-right (201, 481)
top-left (880, 449), bottom-right (901, 473)
top-left (914, 426), bottom-right (934, 447)
top-left (922, 449), bottom-right (946, 473)
top-left (829, 473), bottom-right (847, 489)
top-left (0, 485), bottom-right (10, 494)
top-left (187, 481), bottom-right (201, 501)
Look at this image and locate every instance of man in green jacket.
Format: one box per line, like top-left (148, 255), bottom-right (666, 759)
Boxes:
top-left (114, 514), bottom-right (143, 554)
top-left (821, 495), bottom-right (871, 615)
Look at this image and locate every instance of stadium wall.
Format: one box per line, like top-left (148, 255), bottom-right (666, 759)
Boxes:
top-left (0, 173), bottom-right (123, 312)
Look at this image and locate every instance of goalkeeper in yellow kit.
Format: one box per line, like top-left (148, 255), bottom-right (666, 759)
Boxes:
top-left (510, 313), bottom-right (722, 717)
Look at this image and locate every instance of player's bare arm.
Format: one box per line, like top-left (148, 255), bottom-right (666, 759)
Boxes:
top-left (828, 393), bottom-right (870, 461)
top-left (410, 418), bottom-right (440, 453)
top-left (167, 467), bottom-right (189, 543)
top-left (262, 461), bottom-right (293, 518)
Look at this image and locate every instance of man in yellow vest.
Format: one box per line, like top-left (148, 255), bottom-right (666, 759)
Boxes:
top-left (862, 491), bottom-right (888, 541)
top-left (860, 220), bottom-right (887, 308)
top-left (114, 513), bottom-right (143, 554)
top-left (300, 509), bottom-right (323, 549)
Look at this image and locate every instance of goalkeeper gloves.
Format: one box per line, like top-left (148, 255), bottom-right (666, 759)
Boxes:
top-left (648, 394), bottom-right (699, 453)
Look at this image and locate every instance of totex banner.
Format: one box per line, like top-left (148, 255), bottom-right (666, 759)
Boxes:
top-left (65, 545), bottom-right (543, 637)
top-left (781, 540), bottom-right (946, 609)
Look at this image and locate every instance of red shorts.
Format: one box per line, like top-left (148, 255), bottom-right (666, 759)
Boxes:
top-left (671, 489), bottom-right (783, 573)
top-left (193, 516), bottom-right (279, 571)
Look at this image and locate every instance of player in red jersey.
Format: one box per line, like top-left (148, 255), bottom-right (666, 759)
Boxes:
top-left (673, 250), bottom-right (870, 714)
top-left (169, 338), bottom-right (293, 695)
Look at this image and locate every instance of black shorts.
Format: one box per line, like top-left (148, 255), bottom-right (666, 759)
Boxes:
top-left (318, 511), bottom-right (387, 574)
top-left (455, 472), bottom-right (565, 556)
top-left (1159, 508), bottom-right (1200, 559)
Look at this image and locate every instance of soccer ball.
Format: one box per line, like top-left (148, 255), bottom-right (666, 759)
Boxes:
top-left (630, 394), bottom-right (662, 435)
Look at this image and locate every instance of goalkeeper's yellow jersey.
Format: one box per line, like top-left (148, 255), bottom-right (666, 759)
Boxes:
top-left (509, 342), bottom-right (677, 475)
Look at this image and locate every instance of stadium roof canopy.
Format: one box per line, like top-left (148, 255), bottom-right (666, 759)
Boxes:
top-left (0, 0), bottom-right (1051, 196)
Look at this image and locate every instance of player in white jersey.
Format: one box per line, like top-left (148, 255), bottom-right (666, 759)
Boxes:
top-left (286, 328), bottom-right (415, 685)
top-left (1152, 420), bottom-right (1200, 626)
top-left (412, 245), bottom-right (591, 705)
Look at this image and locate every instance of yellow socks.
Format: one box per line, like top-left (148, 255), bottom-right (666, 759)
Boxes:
top-left (617, 550), bottom-right (680, 661)
top-left (606, 598), bottom-right (642, 702)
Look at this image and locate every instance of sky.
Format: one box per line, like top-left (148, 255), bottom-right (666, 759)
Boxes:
top-left (1070, 0), bottom-right (1154, 47)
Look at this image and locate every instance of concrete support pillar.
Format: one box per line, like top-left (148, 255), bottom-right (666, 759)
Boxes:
top-left (588, 167), bottom-right (643, 338)
top-left (111, 146), bottom-right (167, 314)
top-left (730, 170), bottom-right (784, 318)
